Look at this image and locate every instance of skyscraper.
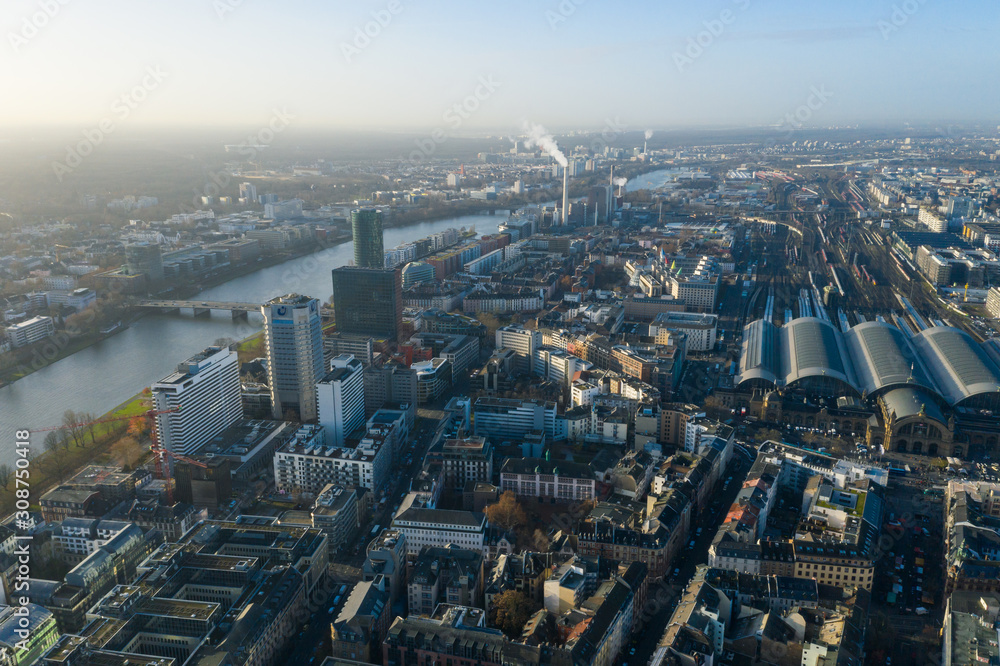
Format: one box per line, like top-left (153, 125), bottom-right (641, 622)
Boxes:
top-left (125, 242), bottom-right (164, 283)
top-left (152, 346), bottom-right (242, 456)
top-left (352, 208), bottom-right (385, 268)
top-left (332, 267), bottom-right (403, 341)
top-left (262, 294), bottom-right (324, 421)
top-left (317, 354), bottom-right (366, 446)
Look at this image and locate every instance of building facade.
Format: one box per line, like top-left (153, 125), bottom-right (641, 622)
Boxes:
top-left (152, 346), bottom-right (242, 457)
top-left (263, 294), bottom-right (324, 421)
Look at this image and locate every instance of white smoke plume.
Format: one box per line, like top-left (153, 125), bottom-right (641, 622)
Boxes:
top-left (614, 177), bottom-right (628, 187)
top-left (645, 129), bottom-right (655, 140)
top-left (522, 121), bottom-right (568, 168)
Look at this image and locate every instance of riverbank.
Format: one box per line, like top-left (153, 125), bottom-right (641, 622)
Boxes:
top-left (0, 390), bottom-right (152, 514)
top-left (0, 233), bottom-right (357, 389)
top-left (0, 205), bottom-right (511, 445)
top-left (0, 320), bottom-right (137, 387)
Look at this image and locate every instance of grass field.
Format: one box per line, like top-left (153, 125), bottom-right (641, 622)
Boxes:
top-left (0, 390), bottom-right (153, 514)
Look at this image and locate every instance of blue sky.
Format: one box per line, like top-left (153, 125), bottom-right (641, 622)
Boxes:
top-left (3, 0), bottom-right (998, 132)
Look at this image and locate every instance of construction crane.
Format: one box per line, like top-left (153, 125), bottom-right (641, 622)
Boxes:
top-left (31, 405), bottom-right (184, 502)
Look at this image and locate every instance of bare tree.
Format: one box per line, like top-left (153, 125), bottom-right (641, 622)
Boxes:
top-left (45, 435), bottom-right (69, 480)
top-left (0, 464), bottom-right (12, 491)
top-left (62, 410), bottom-right (85, 448)
top-left (81, 413), bottom-right (100, 445)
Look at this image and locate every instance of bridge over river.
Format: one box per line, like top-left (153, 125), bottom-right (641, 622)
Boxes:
top-left (137, 299), bottom-right (261, 318)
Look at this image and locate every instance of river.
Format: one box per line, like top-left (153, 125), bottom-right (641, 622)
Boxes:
top-left (0, 212), bottom-right (504, 449)
top-left (624, 168), bottom-right (687, 191)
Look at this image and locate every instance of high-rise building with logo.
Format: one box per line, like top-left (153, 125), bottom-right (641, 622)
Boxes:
top-left (263, 294), bottom-right (324, 420)
top-left (352, 208), bottom-right (385, 269)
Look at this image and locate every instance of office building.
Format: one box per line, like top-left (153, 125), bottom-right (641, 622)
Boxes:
top-left (401, 261), bottom-right (436, 289)
top-left (441, 437), bottom-right (494, 490)
top-left (495, 325), bottom-right (542, 374)
top-left (352, 208), bottom-right (385, 269)
top-left (317, 355), bottom-right (366, 446)
top-left (239, 181), bottom-right (257, 203)
top-left (124, 242), bottom-right (164, 282)
top-left (5, 315), bottom-right (55, 348)
top-left (332, 267), bottom-right (403, 341)
top-left (263, 294), bottom-right (325, 421)
top-left (311, 484), bottom-right (363, 552)
top-left (473, 398), bottom-right (556, 441)
top-left (652, 312), bottom-right (718, 352)
top-left (264, 198), bottom-right (303, 221)
top-left (410, 332), bottom-right (480, 379)
top-left (407, 546), bottom-right (484, 616)
top-left (331, 578), bottom-right (392, 664)
top-left (414, 358), bottom-right (452, 404)
top-left (323, 332), bottom-right (375, 366)
top-left (274, 424), bottom-right (392, 493)
top-left (152, 347), bottom-right (242, 457)
top-left (499, 458), bottom-right (596, 502)
top-left (0, 603), bottom-right (59, 665)
top-left (987, 286), bottom-right (1000, 318)
top-left (391, 508), bottom-right (487, 555)
top-left (363, 361), bottom-right (418, 417)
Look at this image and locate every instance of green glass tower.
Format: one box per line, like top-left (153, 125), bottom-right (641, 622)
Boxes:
top-left (352, 208), bottom-right (384, 269)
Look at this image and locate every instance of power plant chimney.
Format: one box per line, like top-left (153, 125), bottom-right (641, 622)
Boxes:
top-left (609, 166), bottom-right (615, 223)
top-left (562, 165), bottom-right (569, 226)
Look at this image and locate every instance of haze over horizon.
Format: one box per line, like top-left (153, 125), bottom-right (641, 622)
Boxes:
top-left (4, 0), bottom-right (998, 136)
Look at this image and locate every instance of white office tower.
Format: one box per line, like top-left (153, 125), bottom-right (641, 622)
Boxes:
top-left (318, 354), bottom-right (366, 446)
top-left (152, 346), bottom-right (242, 456)
top-left (263, 294), bottom-right (325, 421)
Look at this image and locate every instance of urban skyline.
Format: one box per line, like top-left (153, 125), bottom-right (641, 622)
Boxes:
top-left (3, 4), bottom-right (999, 666)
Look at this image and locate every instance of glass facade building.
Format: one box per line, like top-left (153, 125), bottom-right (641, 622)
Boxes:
top-left (352, 208), bottom-right (385, 269)
top-left (332, 267), bottom-right (403, 341)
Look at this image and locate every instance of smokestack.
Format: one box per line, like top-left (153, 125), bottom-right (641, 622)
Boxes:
top-left (644, 139), bottom-right (648, 155)
top-left (562, 166), bottom-right (569, 227)
top-left (609, 166), bottom-right (615, 223)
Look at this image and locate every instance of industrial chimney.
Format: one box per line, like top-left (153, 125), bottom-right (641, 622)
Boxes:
top-left (562, 165), bottom-right (569, 226)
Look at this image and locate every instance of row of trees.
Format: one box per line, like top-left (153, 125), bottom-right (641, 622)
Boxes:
top-left (0, 409), bottom-right (146, 493)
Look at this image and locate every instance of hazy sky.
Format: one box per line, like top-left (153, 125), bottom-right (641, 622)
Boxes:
top-left (4, 0), bottom-right (998, 133)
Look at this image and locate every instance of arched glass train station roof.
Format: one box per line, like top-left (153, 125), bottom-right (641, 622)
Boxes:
top-left (778, 317), bottom-right (858, 393)
top-left (910, 326), bottom-right (1000, 407)
top-left (844, 321), bottom-right (935, 398)
top-left (737, 317), bottom-right (1000, 410)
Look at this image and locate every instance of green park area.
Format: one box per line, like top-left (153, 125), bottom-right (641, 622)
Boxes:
top-left (0, 391), bottom-right (153, 514)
